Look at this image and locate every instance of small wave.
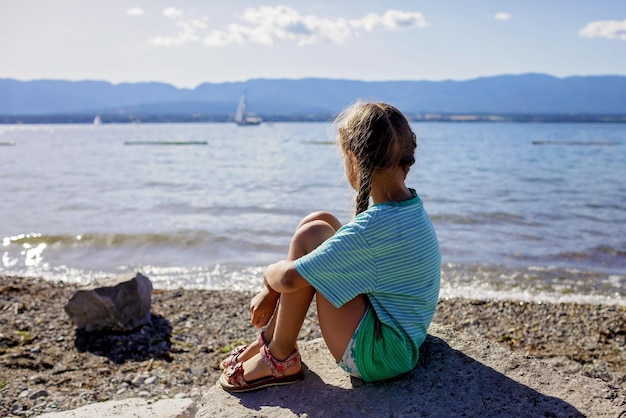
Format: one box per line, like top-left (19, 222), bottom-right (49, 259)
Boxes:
top-left (520, 177), bottom-right (565, 184)
top-left (532, 140), bottom-right (618, 146)
top-left (441, 262), bottom-right (625, 306)
top-left (551, 246), bottom-right (626, 268)
top-left (2, 231), bottom-right (215, 248)
top-left (431, 212), bottom-right (541, 227)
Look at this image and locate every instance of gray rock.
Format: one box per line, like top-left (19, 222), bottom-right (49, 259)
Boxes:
top-left (198, 323), bottom-right (626, 417)
top-left (64, 272), bottom-right (153, 332)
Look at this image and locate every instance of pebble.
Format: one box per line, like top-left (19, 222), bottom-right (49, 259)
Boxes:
top-left (29, 389), bottom-right (49, 400)
top-left (10, 403), bottom-right (25, 415)
top-left (144, 376), bottom-right (158, 385)
top-left (131, 375), bottom-right (146, 387)
top-left (189, 366), bottom-right (206, 375)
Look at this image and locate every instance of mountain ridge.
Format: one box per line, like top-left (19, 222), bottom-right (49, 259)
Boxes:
top-left (1, 73), bottom-right (626, 116)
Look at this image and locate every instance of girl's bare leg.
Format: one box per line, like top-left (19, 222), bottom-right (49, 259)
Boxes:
top-left (296, 212), bottom-right (368, 361)
top-left (221, 212), bottom-right (340, 367)
top-left (229, 211), bottom-right (366, 381)
top-left (233, 213), bottom-right (339, 381)
top-left (316, 292), bottom-right (367, 361)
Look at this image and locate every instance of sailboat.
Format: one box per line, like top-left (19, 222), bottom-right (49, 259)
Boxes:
top-left (93, 115), bottom-right (102, 125)
top-left (234, 94), bottom-right (262, 126)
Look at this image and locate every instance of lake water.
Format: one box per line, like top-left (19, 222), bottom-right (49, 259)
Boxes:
top-left (1, 122), bottom-right (625, 305)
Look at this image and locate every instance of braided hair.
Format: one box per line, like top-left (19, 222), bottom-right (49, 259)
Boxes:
top-left (336, 102), bottom-right (417, 216)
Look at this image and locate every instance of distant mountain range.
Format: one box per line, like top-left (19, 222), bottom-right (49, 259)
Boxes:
top-left (1, 74), bottom-right (626, 120)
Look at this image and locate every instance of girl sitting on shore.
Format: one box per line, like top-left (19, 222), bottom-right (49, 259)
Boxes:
top-left (219, 101), bottom-right (441, 391)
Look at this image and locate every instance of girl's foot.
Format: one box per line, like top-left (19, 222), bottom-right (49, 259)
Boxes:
top-left (219, 345), bottom-right (305, 392)
top-left (220, 331), bottom-right (269, 370)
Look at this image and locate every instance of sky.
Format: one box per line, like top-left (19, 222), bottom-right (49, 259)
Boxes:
top-left (1, 1), bottom-right (625, 88)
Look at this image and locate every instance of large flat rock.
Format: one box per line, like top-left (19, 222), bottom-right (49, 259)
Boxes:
top-left (37, 398), bottom-right (196, 418)
top-left (199, 323), bottom-right (626, 417)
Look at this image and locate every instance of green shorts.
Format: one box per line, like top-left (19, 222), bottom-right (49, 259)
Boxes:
top-left (345, 307), bottom-right (419, 382)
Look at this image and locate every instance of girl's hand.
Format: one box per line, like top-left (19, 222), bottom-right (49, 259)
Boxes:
top-left (249, 286), bottom-right (280, 328)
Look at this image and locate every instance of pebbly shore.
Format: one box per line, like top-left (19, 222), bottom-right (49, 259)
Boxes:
top-left (1, 275), bottom-right (624, 417)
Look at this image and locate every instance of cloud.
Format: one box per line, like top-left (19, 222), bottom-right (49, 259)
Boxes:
top-left (579, 19), bottom-right (626, 41)
top-left (163, 7), bottom-right (183, 19)
top-left (204, 6), bottom-right (428, 47)
top-left (149, 8), bottom-right (208, 46)
top-left (494, 12), bottom-right (512, 21)
top-left (126, 7), bottom-right (145, 16)
top-left (148, 6), bottom-right (427, 48)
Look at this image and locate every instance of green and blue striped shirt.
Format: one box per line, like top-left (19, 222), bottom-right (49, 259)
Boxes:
top-left (294, 190), bottom-right (441, 380)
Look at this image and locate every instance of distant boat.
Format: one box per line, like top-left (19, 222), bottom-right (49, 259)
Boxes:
top-left (93, 115), bottom-right (102, 125)
top-left (234, 95), bottom-right (262, 126)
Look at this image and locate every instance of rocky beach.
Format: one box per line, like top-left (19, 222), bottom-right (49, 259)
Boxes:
top-left (1, 275), bottom-right (625, 417)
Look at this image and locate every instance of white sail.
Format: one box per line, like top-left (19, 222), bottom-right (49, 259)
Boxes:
top-left (234, 96), bottom-right (246, 124)
top-left (234, 94), bottom-right (261, 126)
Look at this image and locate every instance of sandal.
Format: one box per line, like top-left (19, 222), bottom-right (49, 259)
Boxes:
top-left (219, 345), bottom-right (305, 392)
top-left (220, 331), bottom-right (268, 370)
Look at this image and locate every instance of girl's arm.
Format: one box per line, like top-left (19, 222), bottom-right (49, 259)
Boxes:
top-left (264, 260), bottom-right (311, 293)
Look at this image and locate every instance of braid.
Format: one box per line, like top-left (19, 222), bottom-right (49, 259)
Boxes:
top-left (355, 166), bottom-right (372, 215)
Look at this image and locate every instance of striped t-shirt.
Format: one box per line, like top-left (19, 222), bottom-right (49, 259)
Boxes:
top-left (294, 190), bottom-right (441, 380)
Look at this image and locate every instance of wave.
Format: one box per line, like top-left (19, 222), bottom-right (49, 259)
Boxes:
top-left (431, 212), bottom-right (543, 227)
top-left (506, 245), bottom-right (626, 271)
top-left (550, 246), bottom-right (626, 268)
top-left (440, 262), bottom-right (625, 306)
top-left (2, 231), bottom-right (217, 248)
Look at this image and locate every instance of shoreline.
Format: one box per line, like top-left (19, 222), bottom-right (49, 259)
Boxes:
top-left (1, 275), bottom-right (624, 417)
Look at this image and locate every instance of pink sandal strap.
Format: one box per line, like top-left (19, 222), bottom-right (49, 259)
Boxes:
top-left (221, 331), bottom-right (269, 369)
top-left (260, 345), bottom-right (301, 378)
top-left (223, 362), bottom-right (246, 387)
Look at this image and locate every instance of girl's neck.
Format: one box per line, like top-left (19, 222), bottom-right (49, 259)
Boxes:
top-left (370, 168), bottom-right (412, 204)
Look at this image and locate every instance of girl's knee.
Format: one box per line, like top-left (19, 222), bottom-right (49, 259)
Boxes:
top-left (298, 211), bottom-right (341, 231)
top-left (294, 220), bottom-right (336, 253)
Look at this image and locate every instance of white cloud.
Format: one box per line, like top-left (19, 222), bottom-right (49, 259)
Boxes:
top-left (163, 7), bottom-right (183, 19)
top-left (149, 9), bottom-right (208, 46)
top-left (204, 6), bottom-right (428, 47)
top-left (351, 10), bottom-right (428, 31)
top-left (579, 19), bottom-right (626, 41)
top-left (494, 12), bottom-right (512, 21)
top-left (126, 7), bottom-right (145, 17)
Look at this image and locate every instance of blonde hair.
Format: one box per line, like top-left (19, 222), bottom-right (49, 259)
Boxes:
top-left (335, 101), bottom-right (417, 215)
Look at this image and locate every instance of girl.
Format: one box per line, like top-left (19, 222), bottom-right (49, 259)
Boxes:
top-left (220, 101), bottom-right (441, 391)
